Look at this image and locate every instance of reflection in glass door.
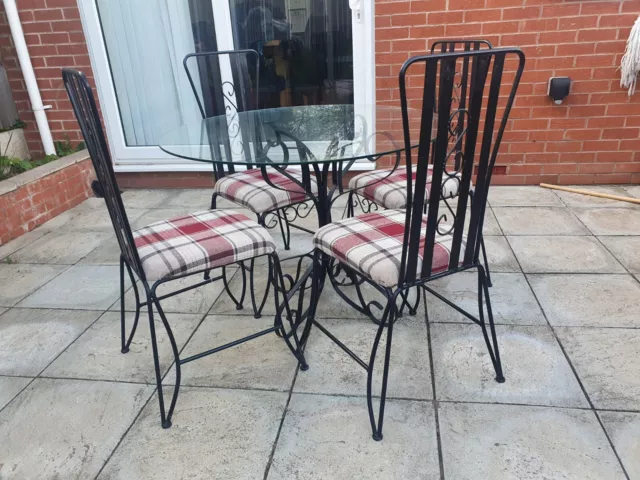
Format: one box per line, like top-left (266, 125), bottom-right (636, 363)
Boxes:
top-left (82, 0), bottom-right (370, 167)
top-left (228, 0), bottom-right (354, 110)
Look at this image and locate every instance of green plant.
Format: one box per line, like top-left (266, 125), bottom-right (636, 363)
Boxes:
top-left (0, 155), bottom-right (32, 181)
top-left (0, 119), bottom-right (26, 134)
top-left (2, 256), bottom-right (15, 264)
top-left (54, 138), bottom-right (85, 157)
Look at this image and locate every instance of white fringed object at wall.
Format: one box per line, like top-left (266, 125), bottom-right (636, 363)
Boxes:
top-left (621, 15), bottom-right (640, 96)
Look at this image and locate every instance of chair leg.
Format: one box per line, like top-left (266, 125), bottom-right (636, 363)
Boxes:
top-left (222, 264), bottom-right (246, 311)
top-left (120, 256), bottom-right (141, 354)
top-left (480, 234), bottom-right (492, 287)
top-left (300, 249), bottom-right (323, 350)
top-left (367, 296), bottom-right (396, 441)
top-left (346, 191), bottom-right (355, 218)
top-left (477, 265), bottom-right (504, 383)
top-left (271, 253), bottom-right (309, 370)
top-left (276, 209), bottom-right (291, 250)
top-left (210, 192), bottom-right (218, 210)
top-left (249, 257), bottom-right (271, 318)
top-left (146, 291), bottom-right (171, 428)
top-left (397, 288), bottom-right (420, 318)
top-left (148, 286), bottom-right (182, 428)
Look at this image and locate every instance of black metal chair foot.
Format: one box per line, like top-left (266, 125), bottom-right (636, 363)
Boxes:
top-left (372, 433), bottom-right (383, 441)
top-left (121, 347), bottom-right (129, 354)
top-left (162, 420), bottom-right (172, 429)
top-left (496, 375), bottom-right (505, 383)
top-left (254, 313), bottom-right (261, 319)
top-left (300, 364), bottom-right (309, 371)
top-left (409, 308), bottom-right (417, 316)
top-left (236, 304), bottom-right (244, 311)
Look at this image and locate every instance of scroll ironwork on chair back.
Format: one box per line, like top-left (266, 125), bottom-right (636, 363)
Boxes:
top-left (398, 48), bottom-right (525, 287)
top-left (62, 68), bottom-right (145, 281)
top-left (431, 39), bottom-right (493, 170)
top-left (183, 49), bottom-right (260, 177)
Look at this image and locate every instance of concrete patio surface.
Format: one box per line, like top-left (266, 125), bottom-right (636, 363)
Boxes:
top-left (0, 185), bottom-right (639, 479)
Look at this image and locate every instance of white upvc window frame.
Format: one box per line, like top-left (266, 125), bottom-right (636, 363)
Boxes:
top-left (77, 0), bottom-right (376, 173)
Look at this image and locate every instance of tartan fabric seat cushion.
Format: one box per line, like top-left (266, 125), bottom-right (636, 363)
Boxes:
top-left (133, 209), bottom-right (276, 281)
top-left (214, 169), bottom-right (318, 213)
top-left (348, 166), bottom-right (462, 209)
top-left (313, 209), bottom-right (465, 288)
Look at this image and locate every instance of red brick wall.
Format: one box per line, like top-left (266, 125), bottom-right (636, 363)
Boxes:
top-left (0, 0), bottom-right (94, 158)
top-left (0, 157), bottom-right (94, 245)
top-left (375, 0), bottom-right (640, 185)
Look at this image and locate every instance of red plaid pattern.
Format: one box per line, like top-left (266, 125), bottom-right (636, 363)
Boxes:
top-left (313, 209), bottom-right (464, 288)
top-left (133, 209), bottom-right (275, 281)
top-left (214, 169), bottom-right (318, 213)
top-left (348, 167), bottom-right (461, 209)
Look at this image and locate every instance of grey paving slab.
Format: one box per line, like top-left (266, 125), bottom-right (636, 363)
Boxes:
top-left (269, 394), bottom-right (439, 480)
top-left (431, 324), bottom-right (587, 407)
top-left (555, 185), bottom-right (639, 208)
top-left (0, 308), bottom-right (101, 376)
top-left (164, 315), bottom-right (297, 391)
top-left (493, 207), bottom-right (589, 236)
top-left (483, 235), bottom-right (521, 272)
top-left (599, 411), bottom-right (640, 480)
top-left (489, 186), bottom-right (564, 207)
top-left (44, 312), bottom-right (201, 383)
top-left (0, 264), bottom-right (67, 307)
top-left (41, 203), bottom-right (147, 231)
top-left (599, 236), bottom-right (640, 273)
top-left (12, 230), bottom-right (112, 264)
top-left (0, 378), bottom-right (152, 480)
top-left (623, 185), bottom-right (640, 199)
top-left (508, 235), bottom-right (625, 273)
top-left (0, 376), bottom-right (30, 410)
top-left (120, 189), bottom-right (175, 209)
top-left (0, 307), bottom-right (6, 316)
top-left (18, 265), bottom-right (126, 310)
top-left (529, 274), bottom-right (640, 327)
top-left (98, 388), bottom-right (286, 480)
top-left (556, 327), bottom-right (640, 410)
top-left (132, 208), bottom-right (192, 229)
top-left (165, 188), bottom-right (223, 209)
top-left (574, 207), bottom-right (640, 235)
top-left (427, 272), bottom-right (545, 325)
top-left (294, 317), bottom-right (432, 399)
top-left (0, 227), bottom-right (52, 261)
top-left (439, 403), bottom-right (626, 480)
top-left (115, 269), bottom-right (229, 314)
top-left (79, 237), bottom-right (121, 265)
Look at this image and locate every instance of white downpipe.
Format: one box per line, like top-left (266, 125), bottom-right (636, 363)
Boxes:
top-left (3, 0), bottom-right (56, 156)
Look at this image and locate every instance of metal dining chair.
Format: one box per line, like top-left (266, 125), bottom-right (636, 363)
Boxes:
top-left (62, 68), bottom-right (308, 429)
top-left (183, 50), bottom-right (317, 252)
top-left (305, 47), bottom-right (525, 440)
top-left (346, 40), bottom-right (495, 288)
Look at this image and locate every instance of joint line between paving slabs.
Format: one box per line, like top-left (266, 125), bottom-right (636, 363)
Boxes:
top-left (424, 287), bottom-right (446, 480)
top-left (501, 226), bottom-right (631, 480)
top-left (263, 366), bottom-right (299, 479)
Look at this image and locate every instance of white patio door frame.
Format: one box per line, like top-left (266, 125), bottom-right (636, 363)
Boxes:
top-left (77, 0), bottom-right (376, 173)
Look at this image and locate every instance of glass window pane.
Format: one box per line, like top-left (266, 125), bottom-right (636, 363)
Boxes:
top-left (228, 0), bottom-right (353, 109)
top-left (96, 0), bottom-right (211, 146)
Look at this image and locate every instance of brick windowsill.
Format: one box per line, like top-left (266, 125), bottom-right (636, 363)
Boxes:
top-left (0, 150), bottom-right (95, 245)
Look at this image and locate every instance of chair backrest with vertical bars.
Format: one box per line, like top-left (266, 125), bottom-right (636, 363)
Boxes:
top-left (430, 40), bottom-right (493, 171)
top-left (397, 48), bottom-right (525, 287)
top-left (62, 68), bottom-right (145, 282)
top-left (183, 49), bottom-right (260, 178)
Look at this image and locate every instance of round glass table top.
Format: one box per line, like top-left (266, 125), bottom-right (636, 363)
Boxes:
top-left (159, 104), bottom-right (416, 166)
